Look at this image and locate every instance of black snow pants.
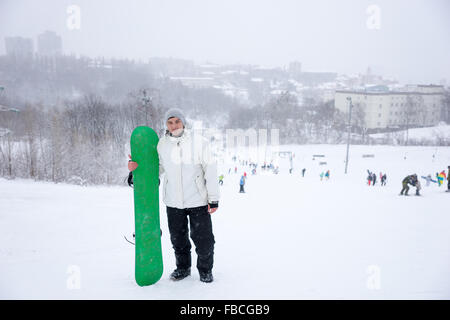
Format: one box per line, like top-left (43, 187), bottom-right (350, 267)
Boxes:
top-left (166, 205), bottom-right (215, 273)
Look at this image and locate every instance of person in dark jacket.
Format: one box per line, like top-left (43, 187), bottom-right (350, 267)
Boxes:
top-left (400, 174), bottom-right (418, 196)
top-left (447, 166), bottom-right (450, 191)
top-left (381, 173), bottom-right (387, 186)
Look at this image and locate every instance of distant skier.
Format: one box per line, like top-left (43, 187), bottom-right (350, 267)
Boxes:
top-left (320, 172), bottom-right (324, 181)
top-left (239, 175), bottom-right (245, 193)
top-left (447, 166), bottom-right (450, 192)
top-left (367, 170), bottom-right (372, 186)
top-left (415, 179), bottom-right (422, 196)
top-left (441, 170), bottom-right (447, 184)
top-left (218, 174), bottom-right (224, 186)
top-left (380, 173), bottom-right (387, 186)
top-left (372, 173), bottom-right (377, 186)
top-left (400, 174), bottom-right (418, 196)
top-left (325, 170), bottom-right (330, 180)
top-left (421, 174), bottom-right (432, 187)
top-left (302, 168), bottom-right (306, 177)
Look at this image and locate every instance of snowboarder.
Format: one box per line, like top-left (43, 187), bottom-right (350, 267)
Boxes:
top-left (400, 174), bottom-right (418, 196)
top-left (128, 108), bottom-right (219, 283)
top-left (239, 175), bottom-right (245, 193)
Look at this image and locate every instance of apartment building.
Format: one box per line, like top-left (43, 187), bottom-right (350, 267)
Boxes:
top-left (335, 85), bottom-right (445, 130)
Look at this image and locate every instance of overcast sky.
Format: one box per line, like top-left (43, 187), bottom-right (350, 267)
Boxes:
top-left (1, 0), bottom-right (449, 84)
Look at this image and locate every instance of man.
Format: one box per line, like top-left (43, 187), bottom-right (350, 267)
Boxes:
top-left (447, 166), bottom-right (450, 192)
top-left (400, 174), bottom-right (418, 196)
top-left (128, 108), bottom-right (219, 283)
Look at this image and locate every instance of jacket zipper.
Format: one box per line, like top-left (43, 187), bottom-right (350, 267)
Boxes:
top-left (178, 140), bottom-right (184, 208)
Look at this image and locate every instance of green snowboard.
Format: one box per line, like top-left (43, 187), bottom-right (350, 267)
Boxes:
top-left (130, 126), bottom-right (163, 286)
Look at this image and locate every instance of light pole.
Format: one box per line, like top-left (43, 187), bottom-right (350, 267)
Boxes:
top-left (344, 96), bottom-right (353, 174)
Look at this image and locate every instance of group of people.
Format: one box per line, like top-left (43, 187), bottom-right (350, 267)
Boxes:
top-left (320, 170), bottom-right (330, 181)
top-left (400, 167), bottom-right (450, 196)
top-left (367, 170), bottom-right (387, 186)
top-left (400, 174), bottom-right (421, 196)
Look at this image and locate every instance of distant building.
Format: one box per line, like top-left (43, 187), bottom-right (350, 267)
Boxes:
top-left (37, 31), bottom-right (62, 56)
top-left (4, 36), bottom-right (34, 57)
top-left (169, 76), bottom-right (215, 89)
top-left (335, 85), bottom-right (445, 130)
top-left (288, 61), bottom-right (302, 79)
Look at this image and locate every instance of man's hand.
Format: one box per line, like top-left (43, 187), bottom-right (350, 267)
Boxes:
top-left (128, 154), bottom-right (138, 171)
top-left (208, 204), bottom-right (218, 214)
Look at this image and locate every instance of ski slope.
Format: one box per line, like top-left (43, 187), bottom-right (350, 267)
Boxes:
top-left (1, 144), bottom-right (449, 299)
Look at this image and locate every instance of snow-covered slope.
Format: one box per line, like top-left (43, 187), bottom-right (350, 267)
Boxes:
top-left (1, 144), bottom-right (449, 299)
top-left (370, 124), bottom-right (450, 144)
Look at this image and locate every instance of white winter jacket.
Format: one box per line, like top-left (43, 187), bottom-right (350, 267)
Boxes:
top-left (157, 129), bottom-right (219, 209)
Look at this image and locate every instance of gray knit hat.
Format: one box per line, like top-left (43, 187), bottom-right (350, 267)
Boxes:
top-left (164, 108), bottom-right (186, 127)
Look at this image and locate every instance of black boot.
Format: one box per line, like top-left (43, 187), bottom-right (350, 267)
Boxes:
top-left (170, 268), bottom-right (191, 281)
top-left (199, 271), bottom-right (213, 283)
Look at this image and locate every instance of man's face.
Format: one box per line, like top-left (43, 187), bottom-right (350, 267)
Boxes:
top-left (166, 117), bottom-right (184, 134)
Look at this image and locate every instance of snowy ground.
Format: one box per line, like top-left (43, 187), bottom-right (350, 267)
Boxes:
top-left (1, 144), bottom-right (449, 299)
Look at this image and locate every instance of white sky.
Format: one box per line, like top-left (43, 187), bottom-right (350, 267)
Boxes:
top-left (0, 0), bottom-right (449, 84)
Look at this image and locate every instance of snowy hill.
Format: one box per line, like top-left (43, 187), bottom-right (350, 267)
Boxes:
top-left (1, 144), bottom-right (449, 299)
